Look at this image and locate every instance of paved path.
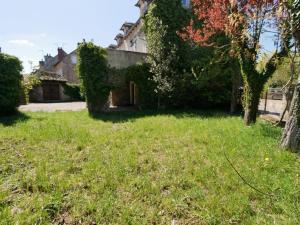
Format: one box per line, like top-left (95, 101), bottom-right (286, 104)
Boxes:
top-left (259, 99), bottom-right (285, 116)
top-left (19, 102), bottom-right (87, 112)
top-left (19, 99), bottom-right (286, 118)
top-left (259, 99), bottom-right (289, 122)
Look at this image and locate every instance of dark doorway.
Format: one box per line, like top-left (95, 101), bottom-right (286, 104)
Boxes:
top-left (43, 82), bottom-right (60, 101)
top-left (130, 82), bottom-right (135, 106)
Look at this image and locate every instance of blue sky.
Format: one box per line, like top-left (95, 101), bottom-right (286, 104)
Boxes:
top-left (0, 0), bottom-right (276, 73)
top-left (0, 0), bottom-right (139, 73)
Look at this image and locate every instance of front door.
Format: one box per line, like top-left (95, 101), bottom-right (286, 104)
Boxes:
top-left (43, 82), bottom-right (60, 101)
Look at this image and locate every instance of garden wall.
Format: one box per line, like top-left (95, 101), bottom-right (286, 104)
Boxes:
top-left (107, 49), bottom-right (146, 69)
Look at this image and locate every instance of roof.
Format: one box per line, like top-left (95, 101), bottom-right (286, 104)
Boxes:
top-left (114, 33), bottom-right (124, 41)
top-left (120, 18), bottom-right (142, 42)
top-left (120, 22), bottom-right (135, 31)
top-left (135, 0), bottom-right (144, 7)
top-left (135, 0), bottom-right (153, 7)
top-left (34, 70), bottom-right (67, 82)
top-left (43, 48), bottom-right (67, 69)
top-left (108, 44), bottom-right (117, 49)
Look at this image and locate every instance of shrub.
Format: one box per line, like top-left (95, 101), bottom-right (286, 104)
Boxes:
top-left (0, 53), bottom-right (23, 116)
top-left (77, 41), bottom-right (111, 115)
top-left (63, 83), bottom-right (85, 101)
top-left (21, 75), bottom-right (41, 104)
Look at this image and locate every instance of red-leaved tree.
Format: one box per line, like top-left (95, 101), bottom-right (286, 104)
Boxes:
top-left (181, 0), bottom-right (281, 125)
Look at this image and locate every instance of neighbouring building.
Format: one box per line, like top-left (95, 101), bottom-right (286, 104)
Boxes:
top-left (113, 0), bottom-right (190, 53)
top-left (33, 47), bottom-right (147, 106)
top-left (30, 48), bottom-right (79, 102)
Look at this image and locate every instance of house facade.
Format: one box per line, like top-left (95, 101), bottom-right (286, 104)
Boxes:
top-left (32, 0), bottom-right (190, 105)
top-left (30, 48), bottom-right (79, 102)
top-left (113, 0), bottom-right (190, 53)
top-left (33, 48), bottom-right (147, 105)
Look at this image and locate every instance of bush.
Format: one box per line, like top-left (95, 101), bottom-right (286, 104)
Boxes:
top-left (267, 56), bottom-right (300, 88)
top-left (0, 53), bottom-right (23, 116)
top-left (77, 41), bottom-right (111, 114)
top-left (63, 83), bottom-right (85, 101)
top-left (124, 64), bottom-right (157, 109)
top-left (21, 75), bottom-right (41, 104)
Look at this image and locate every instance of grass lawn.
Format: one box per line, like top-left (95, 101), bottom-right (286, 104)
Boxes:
top-left (0, 110), bottom-right (299, 224)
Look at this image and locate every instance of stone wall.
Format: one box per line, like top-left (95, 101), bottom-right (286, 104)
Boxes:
top-left (107, 49), bottom-right (146, 69)
top-left (107, 49), bottom-right (146, 107)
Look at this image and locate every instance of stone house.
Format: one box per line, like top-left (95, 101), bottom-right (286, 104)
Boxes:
top-left (30, 48), bottom-right (79, 102)
top-left (32, 0), bottom-right (190, 105)
top-left (33, 47), bottom-right (146, 106)
top-left (113, 0), bottom-right (190, 53)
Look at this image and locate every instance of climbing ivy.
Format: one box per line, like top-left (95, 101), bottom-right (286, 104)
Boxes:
top-left (21, 75), bottom-right (41, 104)
top-left (77, 41), bottom-right (111, 115)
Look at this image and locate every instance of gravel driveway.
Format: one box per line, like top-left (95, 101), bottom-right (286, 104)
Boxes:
top-left (19, 100), bottom-right (285, 118)
top-left (19, 102), bottom-right (87, 112)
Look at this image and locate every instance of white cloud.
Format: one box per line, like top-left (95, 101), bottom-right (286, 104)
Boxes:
top-left (38, 33), bottom-right (47, 38)
top-left (8, 39), bottom-right (35, 47)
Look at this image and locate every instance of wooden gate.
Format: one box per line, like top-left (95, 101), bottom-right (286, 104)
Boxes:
top-left (43, 82), bottom-right (60, 101)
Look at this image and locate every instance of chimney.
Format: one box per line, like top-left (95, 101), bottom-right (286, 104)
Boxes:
top-left (39, 60), bottom-right (45, 67)
top-left (44, 54), bottom-right (53, 66)
top-left (57, 48), bottom-right (65, 61)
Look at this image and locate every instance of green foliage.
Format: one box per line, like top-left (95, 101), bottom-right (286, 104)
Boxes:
top-left (21, 75), bottom-right (41, 104)
top-left (144, 0), bottom-right (190, 107)
top-left (1, 111), bottom-right (300, 224)
top-left (144, 3), bottom-right (238, 109)
top-left (123, 64), bottom-right (157, 109)
top-left (267, 55), bottom-right (300, 88)
top-left (238, 48), bottom-right (281, 124)
top-left (63, 83), bottom-right (85, 101)
top-left (77, 41), bottom-right (110, 114)
top-left (190, 55), bottom-right (237, 107)
top-left (0, 53), bottom-right (23, 116)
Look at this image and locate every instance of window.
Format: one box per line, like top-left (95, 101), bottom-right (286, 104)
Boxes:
top-left (130, 38), bottom-right (137, 50)
top-left (71, 55), bottom-right (77, 64)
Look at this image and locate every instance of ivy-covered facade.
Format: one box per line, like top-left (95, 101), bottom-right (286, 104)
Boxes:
top-left (111, 0), bottom-right (190, 53)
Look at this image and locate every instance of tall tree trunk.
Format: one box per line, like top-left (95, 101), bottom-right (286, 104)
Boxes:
top-left (281, 76), bottom-right (300, 151)
top-left (244, 90), bottom-right (261, 125)
top-left (230, 73), bottom-right (242, 114)
top-left (239, 52), bottom-right (277, 126)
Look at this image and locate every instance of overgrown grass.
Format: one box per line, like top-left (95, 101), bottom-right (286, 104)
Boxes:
top-left (0, 110), bottom-right (299, 224)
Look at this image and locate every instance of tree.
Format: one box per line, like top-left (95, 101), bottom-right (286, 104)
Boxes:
top-left (281, 0), bottom-right (300, 151)
top-left (144, 0), bottom-right (190, 108)
top-left (77, 41), bottom-right (110, 115)
top-left (188, 34), bottom-right (241, 110)
top-left (181, 0), bottom-right (280, 125)
top-left (0, 53), bottom-right (23, 116)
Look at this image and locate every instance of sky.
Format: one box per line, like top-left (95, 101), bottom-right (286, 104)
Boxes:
top-left (0, 0), bottom-right (139, 73)
top-left (0, 0), bottom-right (276, 74)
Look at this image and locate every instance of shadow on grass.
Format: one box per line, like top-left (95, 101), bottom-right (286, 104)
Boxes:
top-left (90, 109), bottom-right (240, 123)
top-left (0, 112), bottom-right (30, 127)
